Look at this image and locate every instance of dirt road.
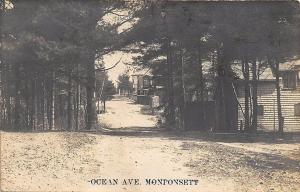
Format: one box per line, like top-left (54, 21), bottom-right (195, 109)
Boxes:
top-left (1, 97), bottom-right (300, 192)
top-left (99, 97), bottom-right (157, 129)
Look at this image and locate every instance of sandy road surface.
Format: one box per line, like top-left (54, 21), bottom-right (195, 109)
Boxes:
top-left (99, 97), bottom-right (157, 129)
top-left (1, 97), bottom-right (300, 192)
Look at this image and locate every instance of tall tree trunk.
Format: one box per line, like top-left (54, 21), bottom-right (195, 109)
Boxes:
top-left (1, 50), bottom-right (7, 130)
top-left (86, 53), bottom-right (97, 130)
top-left (162, 8), bottom-right (175, 129)
top-left (6, 95), bottom-right (11, 130)
top-left (251, 59), bottom-right (258, 132)
top-left (215, 48), bottom-right (228, 132)
top-left (67, 75), bottom-right (72, 131)
top-left (198, 45), bottom-right (204, 102)
top-left (51, 84), bottom-right (55, 130)
top-left (0, 1), bottom-right (3, 130)
top-left (244, 59), bottom-right (250, 132)
top-left (103, 100), bottom-right (106, 113)
top-left (275, 59), bottom-right (283, 133)
top-left (41, 80), bottom-right (45, 130)
top-left (166, 39), bottom-right (175, 129)
top-left (25, 83), bottom-right (29, 130)
top-left (0, 65), bottom-right (4, 130)
top-left (178, 48), bottom-right (185, 130)
top-left (34, 77), bottom-right (38, 130)
top-left (75, 83), bottom-right (80, 131)
top-left (197, 45), bottom-right (206, 130)
top-left (14, 62), bottom-right (21, 131)
top-left (4, 63), bottom-right (11, 130)
top-left (31, 78), bottom-right (36, 130)
top-left (50, 71), bottom-right (55, 130)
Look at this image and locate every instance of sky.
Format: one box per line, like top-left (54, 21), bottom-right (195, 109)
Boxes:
top-left (101, 10), bottom-right (140, 84)
top-left (102, 51), bottom-right (137, 84)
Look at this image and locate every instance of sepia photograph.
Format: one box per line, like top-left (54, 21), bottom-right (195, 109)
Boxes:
top-left (0, 0), bottom-right (300, 191)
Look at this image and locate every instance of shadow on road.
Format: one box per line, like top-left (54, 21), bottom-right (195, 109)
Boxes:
top-left (4, 128), bottom-right (300, 144)
top-left (89, 126), bottom-right (300, 144)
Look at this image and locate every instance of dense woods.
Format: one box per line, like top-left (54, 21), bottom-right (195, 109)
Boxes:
top-left (1, 1), bottom-right (299, 132)
top-left (0, 0), bottom-right (123, 131)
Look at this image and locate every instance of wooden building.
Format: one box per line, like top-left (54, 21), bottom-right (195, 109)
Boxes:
top-left (131, 73), bottom-right (153, 105)
top-left (131, 70), bottom-right (166, 107)
top-left (235, 59), bottom-right (300, 132)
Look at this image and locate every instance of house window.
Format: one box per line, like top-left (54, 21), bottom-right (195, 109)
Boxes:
top-left (143, 78), bottom-right (150, 87)
top-left (295, 103), bottom-right (300, 116)
top-left (257, 105), bottom-right (264, 116)
top-left (282, 72), bottom-right (296, 89)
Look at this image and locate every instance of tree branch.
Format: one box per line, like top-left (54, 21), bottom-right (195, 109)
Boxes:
top-left (95, 55), bottom-right (123, 72)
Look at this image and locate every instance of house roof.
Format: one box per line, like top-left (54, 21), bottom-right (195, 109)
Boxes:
top-left (131, 68), bottom-right (153, 77)
top-left (232, 63), bottom-right (276, 81)
top-left (232, 59), bottom-right (300, 81)
top-left (279, 59), bottom-right (300, 71)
